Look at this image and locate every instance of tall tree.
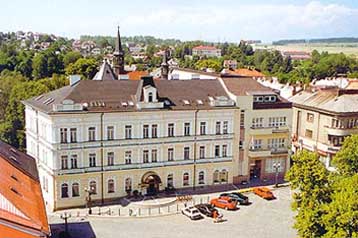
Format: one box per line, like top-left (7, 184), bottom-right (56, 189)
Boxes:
top-left (332, 134), bottom-right (358, 176)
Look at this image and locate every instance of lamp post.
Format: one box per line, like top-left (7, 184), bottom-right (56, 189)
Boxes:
top-left (85, 187), bottom-right (95, 215)
top-left (60, 212), bottom-right (71, 237)
top-left (273, 162), bottom-right (281, 188)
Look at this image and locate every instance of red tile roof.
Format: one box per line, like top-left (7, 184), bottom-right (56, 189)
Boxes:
top-left (224, 68), bottom-right (265, 77)
top-left (127, 71), bottom-right (149, 80)
top-left (193, 45), bottom-right (218, 51)
top-left (0, 141), bottom-right (49, 237)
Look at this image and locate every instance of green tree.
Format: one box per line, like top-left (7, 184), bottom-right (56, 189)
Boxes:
top-left (195, 59), bottom-right (221, 72)
top-left (65, 58), bottom-right (98, 79)
top-left (332, 135), bottom-right (358, 176)
top-left (32, 53), bottom-right (48, 79)
top-left (63, 51), bottom-right (82, 67)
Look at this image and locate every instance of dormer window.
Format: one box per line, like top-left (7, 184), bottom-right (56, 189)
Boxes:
top-left (143, 86), bottom-right (157, 103)
top-left (148, 92), bottom-right (153, 102)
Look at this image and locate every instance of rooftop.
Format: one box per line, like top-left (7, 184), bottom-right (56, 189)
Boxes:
top-left (192, 45), bottom-right (219, 51)
top-left (222, 68), bottom-right (265, 77)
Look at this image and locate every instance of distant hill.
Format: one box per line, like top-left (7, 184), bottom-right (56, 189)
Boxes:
top-left (80, 35), bottom-right (182, 46)
top-left (273, 37), bottom-right (358, 45)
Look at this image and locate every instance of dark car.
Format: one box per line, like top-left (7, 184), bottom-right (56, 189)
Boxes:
top-left (219, 192), bottom-right (249, 205)
top-left (195, 204), bottom-right (218, 217)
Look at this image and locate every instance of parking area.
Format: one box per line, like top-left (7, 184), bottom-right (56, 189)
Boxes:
top-left (49, 187), bottom-right (296, 238)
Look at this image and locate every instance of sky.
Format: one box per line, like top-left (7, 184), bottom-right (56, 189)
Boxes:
top-left (1, 0), bottom-right (358, 42)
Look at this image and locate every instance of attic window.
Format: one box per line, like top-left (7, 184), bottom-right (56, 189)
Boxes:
top-left (148, 92), bottom-right (153, 102)
top-left (197, 100), bottom-right (203, 105)
top-left (11, 175), bottom-right (18, 182)
top-left (208, 96), bottom-right (214, 101)
top-left (35, 95), bottom-right (44, 101)
top-left (10, 187), bottom-right (22, 196)
top-left (128, 101), bottom-right (134, 106)
top-left (164, 100), bottom-right (171, 106)
top-left (121, 102), bottom-right (128, 107)
top-left (183, 100), bottom-right (190, 105)
top-left (43, 98), bottom-right (54, 105)
top-left (10, 148), bottom-right (17, 154)
top-left (10, 156), bottom-right (19, 164)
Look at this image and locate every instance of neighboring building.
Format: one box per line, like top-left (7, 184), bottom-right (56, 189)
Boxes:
top-left (0, 141), bottom-right (50, 237)
top-left (221, 68), bottom-right (265, 78)
top-left (220, 77), bottom-right (292, 183)
top-left (168, 68), bottom-right (219, 80)
top-left (290, 88), bottom-right (358, 170)
top-left (192, 45), bottom-right (221, 57)
top-left (23, 77), bottom-right (238, 211)
top-left (282, 51), bottom-right (311, 60)
top-left (223, 60), bottom-right (238, 70)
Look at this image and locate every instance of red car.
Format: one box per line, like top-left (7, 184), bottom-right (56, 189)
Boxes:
top-left (210, 197), bottom-right (238, 210)
top-left (253, 187), bottom-right (275, 200)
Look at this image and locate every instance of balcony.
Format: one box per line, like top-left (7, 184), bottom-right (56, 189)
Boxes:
top-left (248, 147), bottom-right (288, 158)
top-left (249, 126), bottom-right (289, 136)
top-left (325, 126), bottom-right (358, 137)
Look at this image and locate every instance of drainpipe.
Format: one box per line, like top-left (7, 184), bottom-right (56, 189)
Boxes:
top-left (100, 112), bottom-right (104, 205)
top-left (193, 109), bottom-right (199, 191)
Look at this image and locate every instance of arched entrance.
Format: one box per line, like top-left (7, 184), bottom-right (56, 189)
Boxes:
top-left (141, 172), bottom-right (162, 196)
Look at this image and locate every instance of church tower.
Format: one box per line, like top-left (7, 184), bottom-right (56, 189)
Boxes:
top-left (113, 26), bottom-right (125, 77)
top-left (161, 49), bottom-right (169, 80)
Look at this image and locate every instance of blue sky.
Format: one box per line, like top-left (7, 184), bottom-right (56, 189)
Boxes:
top-left (1, 0), bottom-right (357, 42)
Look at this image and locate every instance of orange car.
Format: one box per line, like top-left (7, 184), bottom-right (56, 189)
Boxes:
top-left (210, 197), bottom-right (238, 210)
top-left (253, 187), bottom-right (275, 200)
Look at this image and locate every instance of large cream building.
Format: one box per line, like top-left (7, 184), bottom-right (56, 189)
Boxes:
top-left (290, 87), bottom-right (358, 170)
top-left (24, 77), bottom-right (241, 211)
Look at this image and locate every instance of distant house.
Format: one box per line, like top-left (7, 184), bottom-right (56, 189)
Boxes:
top-left (221, 68), bottom-right (265, 77)
top-left (282, 51), bottom-right (311, 60)
top-left (91, 47), bottom-right (101, 55)
top-left (192, 45), bottom-right (221, 57)
top-left (223, 60), bottom-right (238, 70)
top-left (0, 140), bottom-right (50, 237)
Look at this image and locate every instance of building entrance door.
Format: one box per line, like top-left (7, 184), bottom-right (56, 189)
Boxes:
top-left (250, 160), bottom-right (262, 180)
top-left (141, 172), bottom-right (161, 196)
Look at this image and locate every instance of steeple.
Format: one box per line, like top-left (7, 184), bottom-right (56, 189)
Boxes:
top-left (161, 49), bottom-right (169, 80)
top-left (113, 26), bottom-right (125, 77)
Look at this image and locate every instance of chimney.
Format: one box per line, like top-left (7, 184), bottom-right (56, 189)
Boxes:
top-left (69, 75), bottom-right (81, 86)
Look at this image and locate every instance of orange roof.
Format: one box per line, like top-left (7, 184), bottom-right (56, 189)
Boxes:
top-left (0, 141), bottom-right (49, 237)
top-left (193, 45), bottom-right (218, 51)
top-left (226, 68), bottom-right (265, 77)
top-left (127, 71), bottom-right (148, 80)
top-left (347, 79), bottom-right (358, 89)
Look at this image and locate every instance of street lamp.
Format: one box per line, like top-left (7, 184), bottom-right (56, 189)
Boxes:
top-left (60, 212), bottom-right (71, 237)
top-left (84, 187), bottom-right (95, 215)
top-left (273, 162), bottom-right (281, 188)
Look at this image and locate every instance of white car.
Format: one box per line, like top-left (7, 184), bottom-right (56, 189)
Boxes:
top-left (181, 206), bottom-right (204, 220)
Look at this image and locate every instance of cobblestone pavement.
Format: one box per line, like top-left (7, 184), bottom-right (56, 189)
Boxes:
top-left (49, 186), bottom-right (296, 238)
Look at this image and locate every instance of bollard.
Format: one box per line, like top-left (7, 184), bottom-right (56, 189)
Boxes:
top-left (129, 209), bottom-right (132, 216)
top-left (177, 204), bottom-right (179, 211)
top-left (118, 208), bottom-right (121, 216)
top-left (207, 196), bottom-right (210, 203)
top-left (168, 205), bottom-right (170, 213)
top-left (200, 198), bottom-right (203, 204)
top-left (149, 207), bottom-right (151, 216)
top-left (99, 207), bottom-right (101, 215)
top-left (138, 208), bottom-right (141, 216)
top-left (158, 207), bottom-right (161, 214)
top-left (77, 211), bottom-right (80, 217)
top-left (109, 208), bottom-right (111, 215)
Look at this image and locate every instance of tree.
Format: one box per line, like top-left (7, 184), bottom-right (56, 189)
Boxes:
top-left (65, 58), bottom-right (98, 79)
top-left (63, 51), bottom-right (82, 67)
top-left (332, 135), bottom-right (358, 176)
top-left (32, 53), bottom-right (48, 79)
top-left (195, 59), bottom-right (221, 72)
top-left (322, 175), bottom-right (358, 238)
top-left (286, 150), bottom-right (330, 238)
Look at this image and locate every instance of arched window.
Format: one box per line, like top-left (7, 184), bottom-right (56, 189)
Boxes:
top-left (220, 169), bottom-right (228, 183)
top-left (89, 181), bottom-right (97, 194)
top-left (148, 92), bottom-right (153, 102)
top-left (108, 179), bottom-right (115, 193)
top-left (183, 172), bottom-right (189, 186)
top-left (167, 174), bottom-right (174, 188)
top-left (61, 183), bottom-right (68, 198)
top-left (125, 178), bottom-right (132, 192)
top-left (213, 170), bottom-right (220, 183)
top-left (198, 171), bottom-right (205, 185)
top-left (72, 183), bottom-right (79, 197)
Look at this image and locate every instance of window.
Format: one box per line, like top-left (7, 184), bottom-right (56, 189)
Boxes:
top-left (107, 152), bottom-right (114, 166)
top-left (88, 127), bottom-right (96, 141)
top-left (240, 110), bottom-right (245, 128)
top-left (332, 118), bottom-right (342, 128)
top-left (107, 126), bottom-right (114, 140)
top-left (223, 121), bottom-right (228, 134)
top-left (125, 178), bottom-right (132, 192)
top-left (89, 181), bottom-right (97, 194)
top-left (108, 179), bottom-right (115, 193)
top-left (70, 155), bottom-right (78, 169)
top-left (151, 149), bottom-right (158, 163)
top-left (143, 150), bottom-right (149, 163)
top-left (183, 173), bottom-right (189, 186)
top-left (168, 148), bottom-right (174, 161)
top-left (252, 139), bottom-right (262, 150)
top-left (252, 118), bottom-right (263, 128)
top-left (216, 121), bottom-right (221, 134)
top-left (167, 174), bottom-right (174, 187)
top-left (329, 135), bottom-right (345, 146)
top-left (143, 125), bottom-right (149, 138)
top-left (198, 171), bottom-right (205, 185)
top-left (125, 125), bottom-right (132, 139)
top-left (125, 151), bottom-right (132, 164)
top-left (152, 124), bottom-right (158, 138)
top-left (215, 145), bottom-right (220, 157)
top-left (168, 123), bottom-right (174, 137)
top-left (213, 170), bottom-right (220, 183)
top-left (61, 155), bottom-right (68, 169)
top-left (200, 122), bottom-right (206, 135)
top-left (42, 176), bottom-right (48, 193)
top-left (148, 92), bottom-right (153, 102)
top-left (268, 138), bottom-right (286, 149)
top-left (184, 147), bottom-right (190, 160)
top-left (89, 153), bottom-right (96, 167)
top-left (199, 146), bottom-right (205, 159)
top-left (61, 183), bottom-right (69, 198)
top-left (184, 123), bottom-right (190, 136)
top-left (72, 183), bottom-right (79, 197)
top-left (60, 128), bottom-right (67, 143)
top-left (305, 129), bottom-right (313, 138)
top-left (222, 145), bottom-right (227, 157)
top-left (306, 113), bottom-right (314, 123)
top-left (70, 128), bottom-right (77, 143)
top-left (220, 170), bottom-right (228, 183)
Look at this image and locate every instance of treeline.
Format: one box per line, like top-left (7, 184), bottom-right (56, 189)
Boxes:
top-left (273, 37), bottom-right (358, 45)
top-left (287, 135), bottom-right (358, 237)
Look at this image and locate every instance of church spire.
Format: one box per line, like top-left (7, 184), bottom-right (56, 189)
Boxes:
top-left (161, 49), bottom-right (169, 80)
top-left (113, 26), bottom-right (125, 77)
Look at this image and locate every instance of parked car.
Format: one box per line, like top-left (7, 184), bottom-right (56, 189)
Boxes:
top-left (181, 206), bottom-right (204, 220)
top-left (253, 187), bottom-right (275, 200)
top-left (219, 192), bottom-right (249, 205)
top-left (194, 204), bottom-right (218, 217)
top-left (210, 197), bottom-right (238, 210)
